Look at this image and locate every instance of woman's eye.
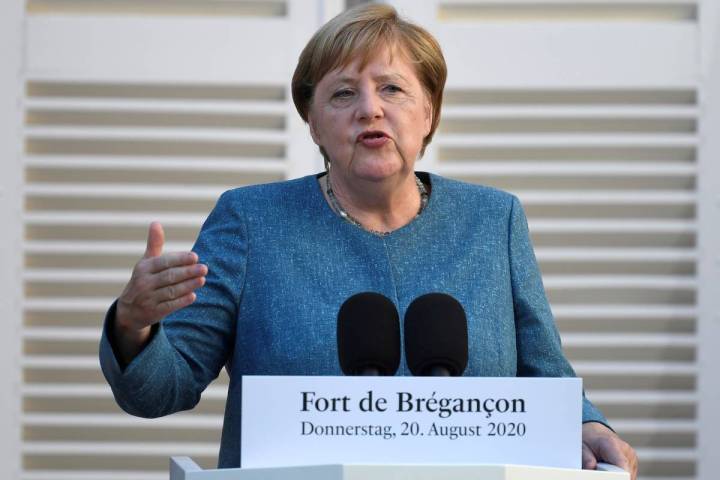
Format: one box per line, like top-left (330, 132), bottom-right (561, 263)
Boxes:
top-left (384, 84), bottom-right (403, 93)
top-left (332, 89), bottom-right (353, 99)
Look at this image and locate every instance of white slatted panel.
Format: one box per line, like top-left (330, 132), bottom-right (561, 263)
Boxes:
top-left (17, 1), bottom-right (714, 479)
top-left (21, 1), bottom-right (324, 479)
top-left (387, 1), bottom-right (699, 479)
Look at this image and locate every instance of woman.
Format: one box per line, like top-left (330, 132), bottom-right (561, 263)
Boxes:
top-left (100, 4), bottom-right (638, 477)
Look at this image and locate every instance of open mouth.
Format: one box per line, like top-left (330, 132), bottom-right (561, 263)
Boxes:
top-left (358, 131), bottom-right (389, 142)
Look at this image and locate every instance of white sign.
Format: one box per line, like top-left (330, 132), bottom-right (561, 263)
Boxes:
top-left (241, 376), bottom-right (581, 469)
top-left (241, 376), bottom-right (582, 468)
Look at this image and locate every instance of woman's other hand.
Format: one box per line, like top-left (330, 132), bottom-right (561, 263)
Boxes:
top-left (582, 421), bottom-right (638, 480)
top-left (113, 222), bottom-right (207, 364)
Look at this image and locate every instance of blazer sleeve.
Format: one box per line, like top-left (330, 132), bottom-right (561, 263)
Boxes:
top-left (507, 195), bottom-right (610, 426)
top-left (99, 190), bottom-right (246, 418)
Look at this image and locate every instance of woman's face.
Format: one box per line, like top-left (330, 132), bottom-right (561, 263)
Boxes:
top-left (308, 45), bottom-right (432, 185)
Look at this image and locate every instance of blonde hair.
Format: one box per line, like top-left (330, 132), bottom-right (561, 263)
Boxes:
top-left (291, 3), bottom-right (447, 155)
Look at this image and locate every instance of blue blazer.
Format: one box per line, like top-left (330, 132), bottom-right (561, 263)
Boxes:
top-left (100, 173), bottom-right (608, 467)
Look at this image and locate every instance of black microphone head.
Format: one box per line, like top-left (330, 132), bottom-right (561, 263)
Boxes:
top-left (337, 292), bottom-right (401, 376)
top-left (404, 293), bottom-right (468, 376)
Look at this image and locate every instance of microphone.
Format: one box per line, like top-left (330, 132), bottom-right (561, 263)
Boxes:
top-left (337, 292), bottom-right (401, 376)
top-left (404, 293), bottom-right (468, 376)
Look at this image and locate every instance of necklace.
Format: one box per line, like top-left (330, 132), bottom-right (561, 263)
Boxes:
top-left (325, 174), bottom-right (429, 236)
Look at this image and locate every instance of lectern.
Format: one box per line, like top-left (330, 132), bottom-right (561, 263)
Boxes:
top-left (169, 457), bottom-right (629, 480)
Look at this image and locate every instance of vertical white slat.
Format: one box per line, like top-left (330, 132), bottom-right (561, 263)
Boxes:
top-left (696, 2), bottom-right (720, 479)
top-left (0, 1), bottom-right (24, 479)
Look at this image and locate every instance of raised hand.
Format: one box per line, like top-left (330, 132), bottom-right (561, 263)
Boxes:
top-left (113, 222), bottom-right (207, 364)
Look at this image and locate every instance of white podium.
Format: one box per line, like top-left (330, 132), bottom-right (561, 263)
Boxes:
top-left (169, 457), bottom-right (629, 480)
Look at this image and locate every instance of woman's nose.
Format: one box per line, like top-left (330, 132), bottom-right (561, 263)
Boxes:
top-left (356, 91), bottom-right (383, 121)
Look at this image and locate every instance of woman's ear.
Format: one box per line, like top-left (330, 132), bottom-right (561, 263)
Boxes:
top-left (423, 99), bottom-right (433, 138)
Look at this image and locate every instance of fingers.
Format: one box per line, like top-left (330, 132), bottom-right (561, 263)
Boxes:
top-left (117, 269), bottom-right (205, 329)
top-left (592, 434), bottom-right (635, 472)
top-left (126, 263), bottom-right (206, 310)
top-left (628, 448), bottom-right (639, 480)
top-left (141, 251), bottom-right (199, 274)
top-left (116, 224), bottom-right (207, 356)
top-left (153, 263), bottom-right (207, 290)
top-left (144, 252), bottom-right (202, 276)
top-left (157, 292), bottom-right (198, 317)
top-left (598, 441), bottom-right (637, 480)
top-left (157, 275), bottom-right (206, 303)
top-left (581, 443), bottom-right (597, 470)
top-left (120, 235), bottom-right (207, 331)
top-left (582, 423), bottom-right (638, 480)
top-left (144, 222), bottom-right (165, 259)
